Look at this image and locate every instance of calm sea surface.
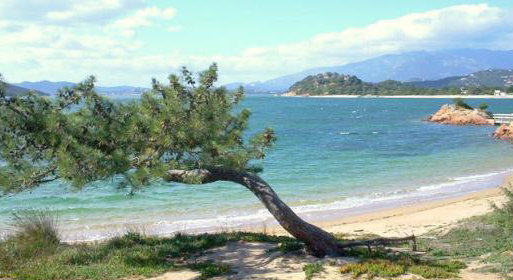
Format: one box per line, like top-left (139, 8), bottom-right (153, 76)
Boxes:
top-left (2, 96), bottom-right (513, 240)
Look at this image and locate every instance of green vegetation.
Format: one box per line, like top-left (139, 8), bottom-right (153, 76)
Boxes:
top-left (0, 65), bottom-right (345, 257)
top-left (479, 102), bottom-right (489, 111)
top-left (3, 197), bottom-right (511, 279)
top-left (339, 248), bottom-right (465, 279)
top-left (288, 72), bottom-right (504, 96)
top-left (0, 209), bottom-right (60, 269)
top-left (452, 97), bottom-right (473, 110)
top-left (302, 262), bottom-right (324, 279)
top-left (188, 261), bottom-right (233, 279)
top-left (419, 187), bottom-right (513, 278)
top-left (0, 64), bottom-right (275, 192)
top-left (411, 69), bottom-right (513, 89)
top-left (0, 225), bottom-right (297, 280)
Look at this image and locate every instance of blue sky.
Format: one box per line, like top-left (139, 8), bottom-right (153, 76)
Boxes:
top-left (0, 1), bottom-right (512, 86)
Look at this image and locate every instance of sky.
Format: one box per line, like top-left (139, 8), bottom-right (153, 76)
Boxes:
top-left (0, 0), bottom-right (512, 86)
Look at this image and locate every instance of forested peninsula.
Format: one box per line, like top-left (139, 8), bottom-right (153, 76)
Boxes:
top-left (285, 72), bottom-right (513, 96)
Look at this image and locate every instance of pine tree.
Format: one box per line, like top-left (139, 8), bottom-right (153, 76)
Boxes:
top-left (0, 65), bottom-right (341, 257)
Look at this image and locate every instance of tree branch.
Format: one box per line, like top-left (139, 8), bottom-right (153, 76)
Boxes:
top-left (339, 235), bottom-right (417, 252)
top-left (164, 168), bottom-right (226, 184)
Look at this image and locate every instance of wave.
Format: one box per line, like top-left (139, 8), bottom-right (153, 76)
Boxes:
top-left (59, 167), bottom-right (513, 242)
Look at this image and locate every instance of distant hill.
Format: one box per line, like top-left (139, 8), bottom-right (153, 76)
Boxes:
top-left (1, 82), bottom-right (48, 97)
top-left (228, 49), bottom-right (513, 93)
top-left (15, 81), bottom-right (149, 95)
top-left (287, 72), bottom-right (506, 96)
top-left (409, 69), bottom-right (513, 89)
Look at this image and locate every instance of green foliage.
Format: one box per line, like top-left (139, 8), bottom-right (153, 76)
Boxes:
top-left (408, 265), bottom-right (457, 279)
top-left (340, 260), bottom-right (405, 279)
top-left (453, 97), bottom-right (473, 110)
top-left (303, 262), bottom-right (324, 280)
top-left (0, 210), bottom-right (60, 275)
top-left (8, 209), bottom-right (60, 258)
top-left (0, 231), bottom-right (293, 280)
top-left (339, 257), bottom-right (464, 279)
top-left (492, 188), bottom-right (513, 239)
top-left (0, 64), bottom-right (276, 195)
top-left (508, 85), bottom-right (513, 93)
top-left (188, 261), bottom-right (232, 279)
top-left (479, 102), bottom-right (489, 111)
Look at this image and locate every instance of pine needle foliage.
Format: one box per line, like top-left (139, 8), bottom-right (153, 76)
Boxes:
top-left (0, 64), bottom-right (276, 195)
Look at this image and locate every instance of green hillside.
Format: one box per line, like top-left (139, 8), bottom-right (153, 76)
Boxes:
top-left (288, 72), bottom-right (512, 96)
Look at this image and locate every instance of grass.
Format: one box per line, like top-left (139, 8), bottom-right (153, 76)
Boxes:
top-left (418, 187), bottom-right (513, 278)
top-left (302, 262), bottom-right (324, 280)
top-left (339, 247), bottom-right (466, 279)
top-left (0, 226), bottom-right (297, 280)
top-left (187, 261), bottom-right (233, 279)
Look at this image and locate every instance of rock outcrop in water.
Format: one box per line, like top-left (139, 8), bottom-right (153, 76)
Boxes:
top-left (428, 104), bottom-right (493, 125)
top-left (493, 123), bottom-right (513, 140)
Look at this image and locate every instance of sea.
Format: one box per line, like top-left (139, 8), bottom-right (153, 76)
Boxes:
top-left (1, 96), bottom-right (513, 241)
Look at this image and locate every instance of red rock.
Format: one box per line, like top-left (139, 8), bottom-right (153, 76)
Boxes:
top-left (493, 123), bottom-right (513, 140)
top-left (428, 104), bottom-right (493, 125)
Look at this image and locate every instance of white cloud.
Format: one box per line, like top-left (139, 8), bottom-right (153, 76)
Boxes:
top-left (110, 6), bottom-right (176, 36)
top-left (208, 3), bottom-right (513, 83)
top-left (0, 3), bottom-right (512, 86)
top-left (0, 0), bottom-right (146, 25)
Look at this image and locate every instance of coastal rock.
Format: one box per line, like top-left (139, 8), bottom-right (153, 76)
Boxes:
top-left (493, 123), bottom-right (513, 140)
top-left (428, 104), bottom-right (493, 125)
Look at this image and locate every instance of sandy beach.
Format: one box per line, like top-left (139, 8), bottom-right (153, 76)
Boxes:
top-left (142, 177), bottom-right (510, 280)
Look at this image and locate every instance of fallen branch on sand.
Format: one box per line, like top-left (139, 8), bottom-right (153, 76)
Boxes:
top-left (339, 235), bottom-right (417, 252)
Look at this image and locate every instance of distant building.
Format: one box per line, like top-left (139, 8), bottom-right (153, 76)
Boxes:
top-left (494, 90), bottom-right (509, 96)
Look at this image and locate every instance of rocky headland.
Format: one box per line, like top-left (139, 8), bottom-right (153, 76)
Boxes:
top-left (428, 104), bottom-right (493, 125)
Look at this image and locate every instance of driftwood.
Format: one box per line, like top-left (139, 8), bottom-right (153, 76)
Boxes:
top-left (339, 235), bottom-right (417, 252)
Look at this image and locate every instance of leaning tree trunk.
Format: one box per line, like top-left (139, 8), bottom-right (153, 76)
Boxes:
top-left (164, 168), bottom-right (341, 257)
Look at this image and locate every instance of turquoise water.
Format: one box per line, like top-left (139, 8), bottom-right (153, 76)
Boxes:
top-left (2, 96), bottom-right (513, 240)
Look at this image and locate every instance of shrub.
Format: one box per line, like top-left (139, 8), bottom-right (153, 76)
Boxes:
top-left (9, 209), bottom-right (60, 258)
top-left (492, 187), bottom-right (513, 249)
top-left (453, 98), bottom-right (473, 110)
top-left (340, 259), bottom-right (405, 279)
top-left (409, 265), bottom-right (456, 279)
top-left (303, 262), bottom-right (324, 279)
top-left (479, 103), bottom-right (489, 111)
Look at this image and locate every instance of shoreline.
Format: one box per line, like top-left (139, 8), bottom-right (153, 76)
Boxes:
top-left (56, 169), bottom-right (512, 243)
top-left (284, 94), bottom-right (513, 99)
top-left (320, 187), bottom-right (504, 236)
top-left (255, 174), bottom-right (512, 237)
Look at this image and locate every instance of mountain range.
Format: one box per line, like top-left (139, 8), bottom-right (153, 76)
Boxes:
top-left (228, 49), bottom-right (513, 93)
top-left (14, 81), bottom-right (149, 96)
top-left (7, 49), bottom-right (513, 95)
top-left (1, 82), bottom-right (48, 97)
top-left (409, 69), bottom-right (513, 89)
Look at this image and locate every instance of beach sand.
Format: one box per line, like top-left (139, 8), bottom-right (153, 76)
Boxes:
top-left (137, 176), bottom-right (511, 280)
